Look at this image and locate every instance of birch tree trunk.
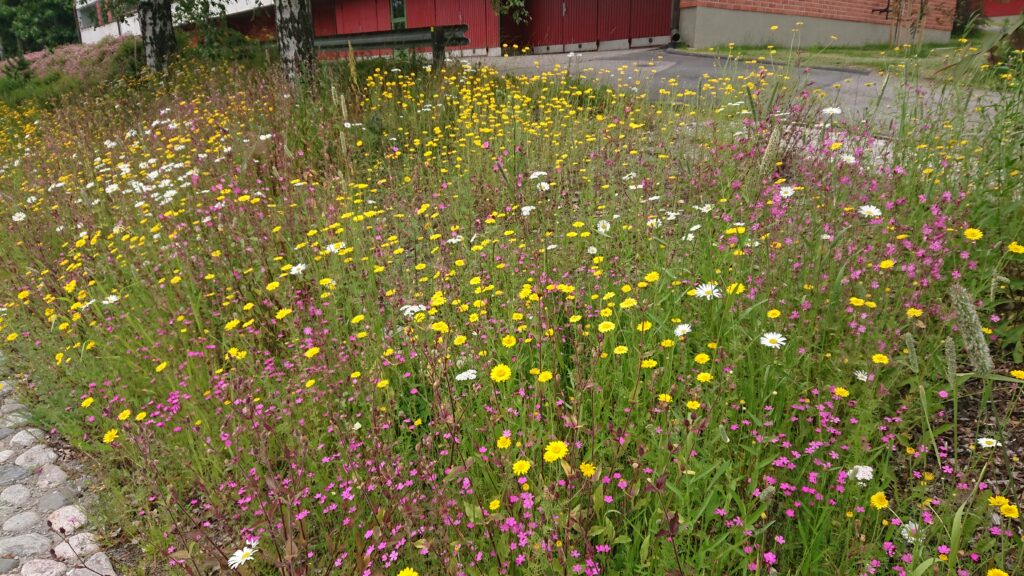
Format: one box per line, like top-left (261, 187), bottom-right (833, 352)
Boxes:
top-left (275, 0), bottom-right (315, 82)
top-left (138, 0), bottom-right (177, 71)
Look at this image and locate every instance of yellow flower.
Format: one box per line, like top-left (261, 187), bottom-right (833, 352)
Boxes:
top-left (963, 228), bottom-right (983, 241)
top-left (490, 364), bottom-right (512, 382)
top-left (644, 271), bottom-right (660, 282)
top-left (686, 400), bottom-right (701, 411)
top-left (870, 491), bottom-right (889, 510)
top-left (537, 371), bottom-right (553, 383)
top-left (543, 440), bottom-right (568, 462)
top-left (579, 462), bottom-right (596, 477)
top-left (304, 347), bottom-right (320, 359)
top-left (988, 569), bottom-right (1009, 576)
top-left (376, 379), bottom-right (389, 389)
top-left (135, 412), bottom-right (147, 421)
top-left (658, 393), bottom-right (673, 403)
top-left (1008, 241), bottom-right (1024, 254)
top-left (430, 321), bottom-right (450, 333)
top-left (849, 297), bottom-right (865, 307)
top-left (872, 354), bottom-right (889, 365)
top-left (613, 345), bottom-right (628, 355)
top-left (696, 372), bottom-right (713, 382)
top-left (275, 308), bottom-right (293, 320)
top-left (350, 314), bottom-right (364, 324)
top-left (512, 459), bottom-right (531, 475)
top-left (397, 569), bottom-right (419, 576)
top-left (1010, 369), bottom-right (1024, 380)
top-left (766, 309), bottom-right (781, 319)
top-left (81, 397), bottom-right (94, 408)
top-left (497, 436), bottom-right (511, 449)
top-left (694, 353), bottom-right (710, 364)
top-left (488, 499), bottom-right (500, 511)
top-left (501, 334), bottom-right (517, 348)
top-left (117, 409), bottom-right (131, 421)
top-left (636, 320), bottom-right (652, 332)
top-left (1000, 504), bottom-right (1019, 519)
top-left (989, 495), bottom-right (1009, 507)
top-left (906, 307), bottom-right (923, 318)
top-left (102, 429), bottom-right (119, 444)
top-left (879, 259), bottom-right (895, 269)
top-left (4, 333), bottom-right (16, 342)
top-left (619, 297), bottom-right (637, 309)
top-left (155, 361), bottom-right (168, 373)
top-left (453, 335), bottom-right (467, 346)
top-left (834, 387), bottom-right (850, 398)
top-left (266, 281), bottom-right (280, 291)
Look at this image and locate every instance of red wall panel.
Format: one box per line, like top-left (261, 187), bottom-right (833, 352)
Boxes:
top-left (311, 0), bottom-right (338, 35)
top-left (597, 0), bottom-right (630, 41)
top-left (630, 0), bottom-right (671, 38)
top-left (564, 0), bottom-right (600, 45)
top-left (983, 0), bottom-right (1024, 17)
top-left (523, 0), bottom-right (564, 46)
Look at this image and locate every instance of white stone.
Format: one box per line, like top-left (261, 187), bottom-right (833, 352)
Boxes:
top-left (2, 510), bottom-right (41, 532)
top-left (8, 430), bottom-right (43, 449)
top-left (0, 413), bottom-right (27, 427)
top-left (0, 450), bottom-right (14, 464)
top-left (20, 559), bottom-right (68, 576)
top-left (0, 402), bottom-right (26, 415)
top-left (53, 532), bottom-right (99, 561)
top-left (0, 533), bottom-right (50, 556)
top-left (0, 484), bottom-right (30, 507)
top-left (47, 506), bottom-right (87, 535)
top-left (14, 445), bottom-right (56, 469)
top-left (36, 465), bottom-right (67, 489)
top-left (67, 552), bottom-right (115, 576)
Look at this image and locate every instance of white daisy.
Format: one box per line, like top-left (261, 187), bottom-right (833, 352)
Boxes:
top-left (537, 181), bottom-right (551, 192)
top-left (779, 185), bottom-right (796, 198)
top-left (759, 332), bottom-right (786, 349)
top-left (840, 154), bottom-right (858, 165)
top-left (596, 220), bottom-right (610, 234)
top-left (858, 205), bottom-right (882, 218)
top-left (977, 437), bottom-right (1002, 448)
top-left (521, 205), bottom-right (536, 216)
top-left (694, 283), bottom-right (722, 300)
top-left (822, 106), bottom-right (842, 116)
top-left (646, 218), bottom-right (662, 229)
top-left (399, 304), bottom-right (427, 318)
top-left (854, 370), bottom-right (869, 382)
top-left (289, 263), bottom-right (307, 276)
top-left (586, 246), bottom-right (598, 255)
top-left (102, 295), bottom-right (120, 305)
top-left (900, 521), bottom-right (920, 544)
top-left (674, 323), bottom-right (692, 337)
top-left (227, 545), bottom-right (258, 569)
top-left (11, 212), bottom-right (26, 222)
top-left (455, 369), bottom-right (477, 381)
top-left (528, 171), bottom-right (548, 180)
top-left (445, 235), bottom-right (464, 244)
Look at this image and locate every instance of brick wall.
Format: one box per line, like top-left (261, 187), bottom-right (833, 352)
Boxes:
top-left (680, 0), bottom-right (957, 31)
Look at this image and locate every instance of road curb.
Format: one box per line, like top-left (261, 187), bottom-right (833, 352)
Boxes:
top-left (663, 47), bottom-right (871, 76)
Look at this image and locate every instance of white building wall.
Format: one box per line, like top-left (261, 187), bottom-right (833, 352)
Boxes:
top-left (77, 0), bottom-right (274, 45)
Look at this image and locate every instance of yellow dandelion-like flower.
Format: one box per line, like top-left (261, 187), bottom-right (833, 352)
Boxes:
top-left (543, 440), bottom-right (568, 463)
top-left (490, 364), bottom-right (512, 382)
top-left (579, 462), bottom-right (596, 477)
top-left (686, 400), bottom-right (701, 411)
top-left (102, 429), bottom-right (119, 444)
top-left (81, 397), bottom-right (94, 408)
top-left (512, 459), bottom-right (531, 475)
top-left (304, 347), bottom-right (320, 359)
top-left (870, 491), bottom-right (889, 510)
top-left (658, 393), bottom-right (673, 403)
top-left (963, 228), bottom-right (983, 241)
top-left (871, 354), bottom-right (889, 365)
top-left (117, 409), bottom-right (131, 421)
top-left (497, 436), bottom-right (511, 449)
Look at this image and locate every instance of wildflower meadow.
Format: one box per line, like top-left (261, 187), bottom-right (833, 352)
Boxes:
top-left (0, 39), bottom-right (1023, 575)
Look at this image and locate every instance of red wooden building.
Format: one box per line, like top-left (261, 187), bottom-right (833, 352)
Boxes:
top-left (227, 0), bottom-right (676, 56)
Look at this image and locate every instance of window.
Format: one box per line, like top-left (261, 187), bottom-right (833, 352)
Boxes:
top-left (390, 0), bottom-right (406, 30)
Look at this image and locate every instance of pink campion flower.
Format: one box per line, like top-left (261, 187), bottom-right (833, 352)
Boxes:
top-left (764, 552), bottom-right (777, 566)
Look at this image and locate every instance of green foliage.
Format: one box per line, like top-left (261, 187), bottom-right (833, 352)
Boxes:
top-left (0, 0), bottom-right (78, 54)
top-left (491, 0), bottom-right (530, 25)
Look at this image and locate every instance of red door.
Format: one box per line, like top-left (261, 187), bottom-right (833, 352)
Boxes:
top-left (629, 0), bottom-right (672, 46)
top-left (524, 0), bottom-right (564, 52)
top-left (563, 0), bottom-right (599, 51)
top-left (596, 0), bottom-right (630, 46)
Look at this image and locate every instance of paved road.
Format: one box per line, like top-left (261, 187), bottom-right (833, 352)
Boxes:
top-left (467, 47), bottom-right (989, 127)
